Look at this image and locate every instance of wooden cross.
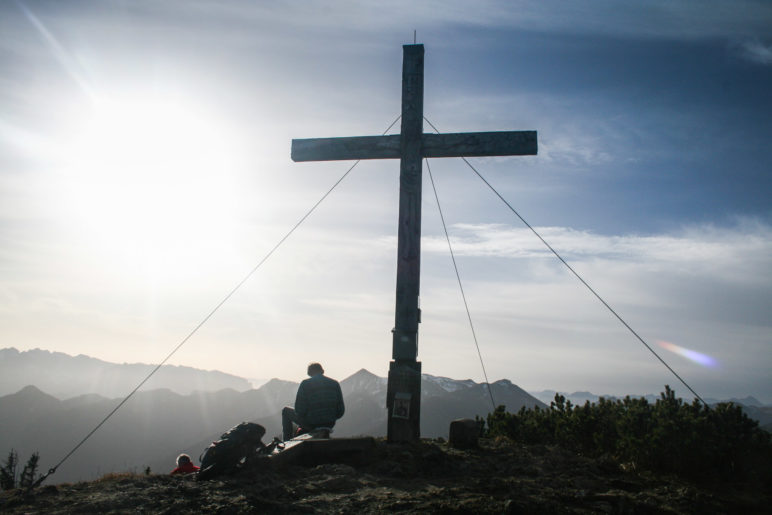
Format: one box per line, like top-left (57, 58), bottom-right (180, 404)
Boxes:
top-left (291, 44), bottom-right (537, 442)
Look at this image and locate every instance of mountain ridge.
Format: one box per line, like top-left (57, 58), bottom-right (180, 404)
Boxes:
top-left (5, 347), bottom-right (768, 407)
top-left (2, 366), bottom-right (770, 484)
top-left (0, 347), bottom-right (252, 398)
top-left (0, 367), bottom-right (545, 483)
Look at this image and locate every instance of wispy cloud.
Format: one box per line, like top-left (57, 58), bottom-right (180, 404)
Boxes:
top-left (416, 218), bottom-right (771, 396)
top-left (739, 39), bottom-right (772, 65)
top-left (10, 1), bottom-right (770, 45)
top-left (423, 218), bottom-right (772, 285)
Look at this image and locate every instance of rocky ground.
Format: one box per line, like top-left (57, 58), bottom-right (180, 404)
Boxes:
top-left (1, 438), bottom-right (767, 514)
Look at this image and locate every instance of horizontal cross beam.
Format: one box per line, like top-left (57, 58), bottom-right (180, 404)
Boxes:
top-left (291, 131), bottom-right (537, 162)
top-left (292, 135), bottom-right (400, 161)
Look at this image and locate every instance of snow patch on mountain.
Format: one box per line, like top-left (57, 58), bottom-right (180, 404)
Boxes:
top-left (422, 374), bottom-right (477, 393)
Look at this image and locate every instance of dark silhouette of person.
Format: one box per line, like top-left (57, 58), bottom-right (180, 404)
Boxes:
top-left (170, 453), bottom-right (200, 475)
top-left (282, 362), bottom-right (345, 440)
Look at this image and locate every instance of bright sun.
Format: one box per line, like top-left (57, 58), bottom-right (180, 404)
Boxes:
top-left (58, 94), bottom-right (243, 282)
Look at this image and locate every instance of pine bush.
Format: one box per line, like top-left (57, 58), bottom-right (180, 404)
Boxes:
top-left (0, 449), bottom-right (18, 491)
top-left (19, 452), bottom-right (40, 489)
top-left (486, 386), bottom-right (772, 485)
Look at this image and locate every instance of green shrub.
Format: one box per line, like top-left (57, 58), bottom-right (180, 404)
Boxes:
top-left (0, 450), bottom-right (18, 490)
top-left (486, 386), bottom-right (772, 485)
top-left (0, 450), bottom-right (41, 491)
top-left (19, 452), bottom-right (39, 489)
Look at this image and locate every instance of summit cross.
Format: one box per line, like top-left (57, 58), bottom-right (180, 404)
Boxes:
top-left (291, 44), bottom-right (537, 442)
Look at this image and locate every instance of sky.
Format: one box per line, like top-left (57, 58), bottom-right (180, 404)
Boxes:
top-left (1, 0), bottom-right (770, 402)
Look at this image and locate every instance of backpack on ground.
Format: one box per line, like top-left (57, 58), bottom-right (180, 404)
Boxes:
top-left (197, 422), bottom-right (267, 480)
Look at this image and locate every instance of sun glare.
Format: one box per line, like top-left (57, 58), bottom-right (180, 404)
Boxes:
top-left (57, 94), bottom-right (244, 282)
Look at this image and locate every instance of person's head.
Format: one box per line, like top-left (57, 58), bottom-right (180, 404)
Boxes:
top-left (176, 454), bottom-right (191, 466)
top-left (307, 362), bottom-right (324, 377)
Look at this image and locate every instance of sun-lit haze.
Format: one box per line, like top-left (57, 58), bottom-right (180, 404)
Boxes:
top-left (58, 94), bottom-right (244, 271)
top-left (1, 1), bottom-right (770, 401)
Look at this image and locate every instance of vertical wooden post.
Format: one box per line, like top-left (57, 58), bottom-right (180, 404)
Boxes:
top-left (387, 44), bottom-right (424, 442)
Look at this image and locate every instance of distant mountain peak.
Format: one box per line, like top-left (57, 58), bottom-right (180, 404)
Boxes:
top-left (347, 368), bottom-right (378, 379)
top-left (1, 384), bottom-right (61, 408)
top-left (341, 368), bottom-right (386, 397)
top-left (728, 396), bottom-right (763, 407)
top-left (262, 378), bottom-right (298, 388)
top-left (14, 384), bottom-right (58, 401)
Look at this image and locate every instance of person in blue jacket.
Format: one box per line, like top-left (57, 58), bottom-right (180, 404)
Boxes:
top-left (282, 362), bottom-right (345, 440)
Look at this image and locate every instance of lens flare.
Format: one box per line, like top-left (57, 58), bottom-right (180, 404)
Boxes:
top-left (657, 340), bottom-right (718, 368)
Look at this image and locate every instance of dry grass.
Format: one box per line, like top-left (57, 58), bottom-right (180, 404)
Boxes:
top-left (94, 471), bottom-right (148, 483)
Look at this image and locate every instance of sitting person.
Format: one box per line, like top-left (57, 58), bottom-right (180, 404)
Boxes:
top-left (170, 453), bottom-right (200, 475)
top-left (282, 362), bottom-right (345, 440)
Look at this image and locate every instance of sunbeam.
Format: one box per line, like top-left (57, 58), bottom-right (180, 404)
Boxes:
top-left (13, 0), bottom-right (95, 99)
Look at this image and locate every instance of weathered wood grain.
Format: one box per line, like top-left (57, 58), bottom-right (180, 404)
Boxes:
top-left (423, 131), bottom-right (537, 157)
top-left (291, 135), bottom-right (400, 162)
top-left (291, 131), bottom-right (536, 162)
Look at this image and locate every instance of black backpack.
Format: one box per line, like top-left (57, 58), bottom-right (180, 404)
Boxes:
top-left (197, 422), bottom-right (267, 480)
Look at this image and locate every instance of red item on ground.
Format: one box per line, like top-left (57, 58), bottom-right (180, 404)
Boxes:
top-left (170, 461), bottom-right (200, 475)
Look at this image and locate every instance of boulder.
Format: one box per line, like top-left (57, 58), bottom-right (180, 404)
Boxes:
top-left (448, 418), bottom-right (478, 449)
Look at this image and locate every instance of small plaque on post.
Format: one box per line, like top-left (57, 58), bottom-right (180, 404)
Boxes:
top-left (392, 392), bottom-right (411, 419)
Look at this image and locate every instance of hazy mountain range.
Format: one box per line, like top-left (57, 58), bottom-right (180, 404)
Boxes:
top-left (1, 348), bottom-right (769, 484)
top-left (0, 348), bottom-right (544, 483)
top-left (0, 348), bottom-right (252, 398)
top-left (529, 389), bottom-right (770, 409)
